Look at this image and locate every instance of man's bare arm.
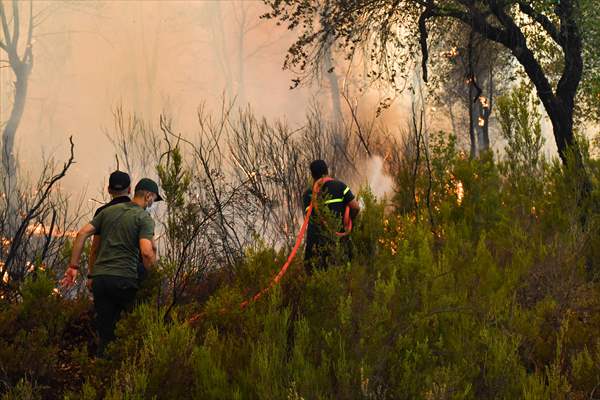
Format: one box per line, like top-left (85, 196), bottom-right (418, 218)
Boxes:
top-left (61, 223), bottom-right (96, 287)
top-left (139, 238), bottom-right (156, 270)
top-left (70, 224), bottom-right (96, 267)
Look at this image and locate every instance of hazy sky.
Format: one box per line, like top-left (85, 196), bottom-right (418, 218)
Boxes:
top-left (1, 0), bottom-right (335, 201)
top-left (3, 0), bottom-right (585, 208)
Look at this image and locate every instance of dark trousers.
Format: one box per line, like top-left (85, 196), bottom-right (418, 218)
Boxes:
top-left (91, 275), bottom-right (138, 356)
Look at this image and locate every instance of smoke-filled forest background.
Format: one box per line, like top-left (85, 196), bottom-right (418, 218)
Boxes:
top-left (1, 0), bottom-right (599, 399)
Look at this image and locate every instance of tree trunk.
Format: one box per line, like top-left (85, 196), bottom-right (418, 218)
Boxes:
top-left (546, 99), bottom-right (574, 163)
top-left (323, 43), bottom-right (343, 123)
top-left (462, 1), bottom-right (584, 169)
top-left (2, 65), bottom-right (31, 176)
top-left (514, 5), bottom-right (581, 166)
top-left (478, 67), bottom-right (493, 153)
top-left (518, 55), bottom-right (586, 173)
top-left (507, 13), bottom-right (591, 205)
top-left (478, 104), bottom-right (491, 152)
top-left (236, 4), bottom-right (247, 105)
top-left (468, 83), bottom-right (477, 158)
top-left (448, 103), bottom-right (457, 138)
top-left (208, 2), bottom-right (233, 98)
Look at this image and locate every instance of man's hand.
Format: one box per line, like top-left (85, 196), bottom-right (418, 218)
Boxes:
top-left (60, 265), bottom-right (79, 288)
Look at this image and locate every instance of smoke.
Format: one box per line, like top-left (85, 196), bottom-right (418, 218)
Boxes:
top-left (1, 0), bottom-right (419, 215)
top-left (362, 155), bottom-right (395, 200)
top-left (1, 1), bottom-right (317, 198)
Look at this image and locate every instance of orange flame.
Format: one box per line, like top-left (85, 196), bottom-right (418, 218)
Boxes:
top-left (25, 223), bottom-right (77, 238)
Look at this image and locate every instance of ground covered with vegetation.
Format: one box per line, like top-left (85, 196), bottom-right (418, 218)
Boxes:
top-left (2, 113), bottom-right (600, 399)
top-left (1, 0), bottom-right (599, 398)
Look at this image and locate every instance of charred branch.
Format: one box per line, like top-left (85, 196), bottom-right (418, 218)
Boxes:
top-left (4, 137), bottom-right (75, 274)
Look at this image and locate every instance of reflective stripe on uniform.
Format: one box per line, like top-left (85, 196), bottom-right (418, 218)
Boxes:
top-left (343, 186), bottom-right (350, 195)
top-left (324, 198), bottom-right (344, 205)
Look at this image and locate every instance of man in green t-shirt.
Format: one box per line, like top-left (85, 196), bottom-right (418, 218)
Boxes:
top-left (61, 178), bottom-right (162, 356)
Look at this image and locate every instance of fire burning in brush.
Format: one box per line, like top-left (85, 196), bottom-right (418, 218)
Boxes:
top-left (442, 46), bottom-right (459, 58)
top-left (2, 269), bottom-right (8, 285)
top-left (479, 96), bottom-right (490, 109)
top-left (455, 181), bottom-right (464, 205)
top-left (25, 223), bottom-right (77, 238)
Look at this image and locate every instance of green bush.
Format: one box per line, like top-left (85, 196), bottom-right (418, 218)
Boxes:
top-left (0, 272), bottom-right (93, 399)
top-left (3, 93), bottom-right (600, 399)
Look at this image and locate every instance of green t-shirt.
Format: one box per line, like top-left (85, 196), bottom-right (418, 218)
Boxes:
top-left (90, 202), bottom-right (155, 280)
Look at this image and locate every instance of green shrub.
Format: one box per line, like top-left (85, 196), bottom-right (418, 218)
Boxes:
top-left (3, 113), bottom-right (600, 399)
top-left (0, 272), bottom-right (93, 399)
top-left (1, 377), bottom-right (41, 400)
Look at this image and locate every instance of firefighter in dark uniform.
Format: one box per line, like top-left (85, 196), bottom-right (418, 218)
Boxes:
top-left (302, 160), bottom-right (360, 274)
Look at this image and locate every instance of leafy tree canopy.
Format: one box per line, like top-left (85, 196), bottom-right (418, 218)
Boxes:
top-left (265, 0), bottom-right (600, 162)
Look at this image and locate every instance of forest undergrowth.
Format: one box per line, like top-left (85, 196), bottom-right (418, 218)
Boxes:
top-left (1, 89), bottom-right (600, 400)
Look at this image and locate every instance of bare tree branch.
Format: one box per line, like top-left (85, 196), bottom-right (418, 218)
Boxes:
top-left (11, 0), bottom-right (18, 50)
top-left (4, 136), bottom-right (75, 273)
top-left (40, 206), bottom-right (57, 261)
top-left (418, 2), bottom-right (433, 82)
top-left (341, 90), bottom-right (372, 157)
top-left (517, 1), bottom-right (562, 46)
top-left (26, 0), bottom-right (32, 46)
top-left (0, 1), bottom-right (12, 50)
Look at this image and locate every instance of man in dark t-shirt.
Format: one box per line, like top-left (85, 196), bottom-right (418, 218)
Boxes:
top-left (302, 160), bottom-right (360, 274)
top-left (88, 171), bottom-right (132, 286)
top-left (93, 171), bottom-right (132, 217)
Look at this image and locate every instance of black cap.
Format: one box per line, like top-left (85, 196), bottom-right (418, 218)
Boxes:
top-left (134, 178), bottom-right (163, 201)
top-left (108, 170), bottom-right (131, 191)
top-left (310, 159), bottom-right (328, 180)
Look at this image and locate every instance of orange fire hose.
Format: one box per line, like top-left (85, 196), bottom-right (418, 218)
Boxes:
top-left (189, 177), bottom-right (352, 322)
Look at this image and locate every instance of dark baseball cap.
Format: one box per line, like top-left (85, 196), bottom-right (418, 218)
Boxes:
top-left (134, 178), bottom-right (163, 201)
top-left (108, 170), bottom-right (131, 191)
top-left (310, 159), bottom-right (328, 180)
